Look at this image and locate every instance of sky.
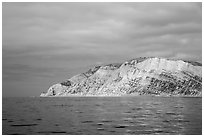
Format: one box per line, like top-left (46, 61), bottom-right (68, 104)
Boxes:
top-left (2, 2), bottom-right (202, 97)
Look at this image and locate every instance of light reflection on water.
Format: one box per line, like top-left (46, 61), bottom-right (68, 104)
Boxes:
top-left (2, 96), bottom-right (202, 135)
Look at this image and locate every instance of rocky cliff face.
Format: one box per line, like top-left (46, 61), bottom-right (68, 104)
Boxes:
top-left (40, 57), bottom-right (202, 97)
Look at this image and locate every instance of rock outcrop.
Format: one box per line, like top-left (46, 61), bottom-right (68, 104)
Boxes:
top-left (40, 57), bottom-right (202, 97)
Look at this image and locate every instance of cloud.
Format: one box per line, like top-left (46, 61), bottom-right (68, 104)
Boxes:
top-left (3, 3), bottom-right (201, 60)
top-left (142, 51), bottom-right (174, 58)
top-left (171, 53), bottom-right (192, 60)
top-left (2, 63), bottom-right (56, 81)
top-left (170, 52), bottom-right (202, 61)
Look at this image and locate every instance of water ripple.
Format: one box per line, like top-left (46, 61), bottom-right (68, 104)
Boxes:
top-left (10, 124), bottom-right (38, 127)
top-left (2, 97), bottom-right (202, 135)
top-left (81, 120), bottom-right (93, 123)
top-left (37, 131), bottom-right (67, 134)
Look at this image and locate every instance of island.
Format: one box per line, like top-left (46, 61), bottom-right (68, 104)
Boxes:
top-left (40, 57), bottom-right (202, 97)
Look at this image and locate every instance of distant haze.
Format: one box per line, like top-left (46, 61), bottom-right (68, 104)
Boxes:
top-left (2, 2), bottom-right (202, 97)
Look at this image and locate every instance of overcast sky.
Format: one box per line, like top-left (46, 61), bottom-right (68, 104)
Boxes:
top-left (2, 2), bottom-right (202, 97)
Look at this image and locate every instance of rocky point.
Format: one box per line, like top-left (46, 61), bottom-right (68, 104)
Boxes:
top-left (40, 57), bottom-right (202, 97)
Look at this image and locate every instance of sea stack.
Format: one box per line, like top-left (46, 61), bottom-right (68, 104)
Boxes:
top-left (40, 57), bottom-right (202, 97)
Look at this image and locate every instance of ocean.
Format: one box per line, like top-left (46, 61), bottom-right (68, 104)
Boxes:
top-left (2, 96), bottom-right (202, 135)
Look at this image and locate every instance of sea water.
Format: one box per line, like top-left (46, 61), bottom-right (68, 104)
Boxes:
top-left (2, 96), bottom-right (202, 135)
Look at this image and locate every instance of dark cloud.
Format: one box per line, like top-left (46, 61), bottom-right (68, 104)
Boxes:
top-left (2, 2), bottom-right (202, 96)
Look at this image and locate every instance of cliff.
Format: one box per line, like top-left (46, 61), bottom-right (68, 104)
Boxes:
top-left (40, 57), bottom-right (202, 97)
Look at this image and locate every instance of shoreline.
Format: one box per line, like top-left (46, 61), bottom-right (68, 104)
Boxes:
top-left (39, 94), bottom-right (202, 98)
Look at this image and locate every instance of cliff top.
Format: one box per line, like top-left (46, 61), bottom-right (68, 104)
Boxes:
top-left (104, 57), bottom-right (202, 67)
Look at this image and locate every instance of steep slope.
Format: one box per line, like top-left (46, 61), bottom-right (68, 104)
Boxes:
top-left (40, 57), bottom-right (202, 97)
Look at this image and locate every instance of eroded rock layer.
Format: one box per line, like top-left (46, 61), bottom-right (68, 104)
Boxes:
top-left (40, 57), bottom-right (202, 97)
